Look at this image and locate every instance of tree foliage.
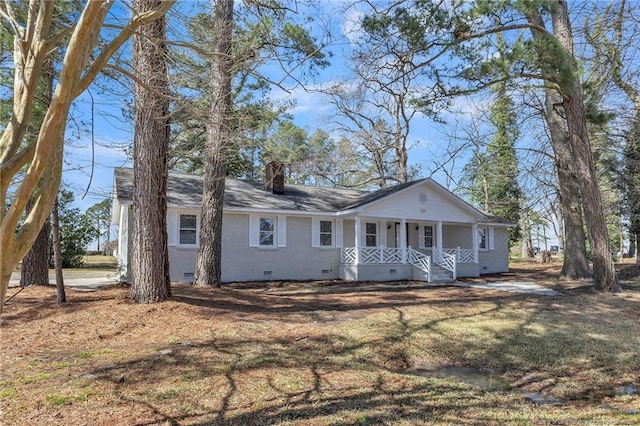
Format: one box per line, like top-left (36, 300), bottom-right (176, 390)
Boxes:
top-left (586, 0), bottom-right (640, 263)
top-left (82, 199), bottom-right (111, 253)
top-left (0, 0), bottom-right (174, 312)
top-left (54, 190), bottom-right (92, 268)
top-left (168, 1), bottom-right (330, 180)
top-left (461, 63), bottom-right (522, 246)
top-left (361, 0), bottom-right (623, 289)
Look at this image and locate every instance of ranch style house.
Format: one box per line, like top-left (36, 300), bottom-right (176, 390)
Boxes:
top-left (112, 164), bottom-right (511, 284)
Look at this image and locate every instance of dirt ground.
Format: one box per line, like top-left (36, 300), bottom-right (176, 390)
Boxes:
top-left (462, 258), bottom-right (640, 288)
top-left (1, 260), bottom-right (639, 425)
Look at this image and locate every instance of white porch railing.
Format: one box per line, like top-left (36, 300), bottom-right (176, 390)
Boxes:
top-left (341, 246), bottom-right (404, 264)
top-left (408, 247), bottom-right (431, 282)
top-left (340, 246), bottom-right (476, 283)
top-left (341, 247), bottom-right (357, 263)
top-left (381, 247), bottom-right (404, 263)
top-left (443, 248), bottom-right (475, 263)
top-left (341, 247), bottom-right (475, 266)
top-left (432, 247), bottom-right (457, 280)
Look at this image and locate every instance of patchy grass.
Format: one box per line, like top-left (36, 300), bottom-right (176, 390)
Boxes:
top-left (0, 388), bottom-right (18, 400)
top-left (1, 261), bottom-right (639, 425)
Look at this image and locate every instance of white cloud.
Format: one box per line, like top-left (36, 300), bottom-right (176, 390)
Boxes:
top-left (65, 138), bottom-right (130, 165)
top-left (342, 4), bottom-right (365, 45)
top-left (442, 95), bottom-right (490, 120)
top-left (269, 83), bottom-right (337, 122)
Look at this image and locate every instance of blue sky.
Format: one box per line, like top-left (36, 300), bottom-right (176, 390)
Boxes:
top-left (57, 0), bottom-right (568, 250)
top-left (62, 1), bottom-right (516, 214)
top-left (64, 0), bottom-right (476, 211)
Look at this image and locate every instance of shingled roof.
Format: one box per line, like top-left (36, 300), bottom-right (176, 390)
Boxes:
top-left (113, 167), bottom-right (508, 225)
top-left (113, 167), bottom-right (422, 212)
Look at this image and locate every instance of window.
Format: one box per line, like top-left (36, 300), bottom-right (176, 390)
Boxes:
top-left (320, 220), bottom-right (333, 246)
top-left (424, 225), bottom-right (434, 248)
top-left (479, 227), bottom-right (487, 250)
top-left (250, 215), bottom-right (286, 248)
top-left (365, 222), bottom-right (377, 247)
top-left (179, 214), bottom-right (197, 245)
top-left (259, 217), bottom-right (275, 247)
top-left (312, 217), bottom-right (341, 248)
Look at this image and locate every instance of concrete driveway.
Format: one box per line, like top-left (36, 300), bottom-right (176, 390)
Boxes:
top-left (9, 269), bottom-right (120, 292)
top-left (452, 280), bottom-right (559, 296)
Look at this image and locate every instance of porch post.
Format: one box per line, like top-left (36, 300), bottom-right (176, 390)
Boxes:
top-left (400, 218), bottom-right (407, 263)
top-left (472, 224), bottom-right (479, 263)
top-left (354, 215), bottom-right (361, 264)
top-left (436, 221), bottom-right (443, 251)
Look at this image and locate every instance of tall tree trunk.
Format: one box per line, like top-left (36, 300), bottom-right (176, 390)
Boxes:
top-left (52, 197), bottom-right (66, 303)
top-left (20, 53), bottom-right (56, 289)
top-left (194, 0), bottom-right (234, 287)
top-left (552, 0), bottom-right (620, 291)
top-left (20, 198), bottom-right (50, 287)
top-left (130, 0), bottom-right (171, 302)
top-left (394, 128), bottom-right (409, 184)
top-left (544, 91), bottom-right (591, 279)
top-left (549, 198), bottom-right (565, 255)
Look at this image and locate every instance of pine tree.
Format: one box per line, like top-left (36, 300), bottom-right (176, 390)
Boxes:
top-left (194, 0), bottom-right (234, 287)
top-left (484, 80), bottom-right (522, 245)
top-left (130, 0), bottom-right (172, 302)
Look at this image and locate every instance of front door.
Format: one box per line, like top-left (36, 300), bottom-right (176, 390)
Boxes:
top-left (394, 222), bottom-right (411, 248)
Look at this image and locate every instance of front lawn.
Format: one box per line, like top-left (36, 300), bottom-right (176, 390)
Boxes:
top-left (1, 261), bottom-right (639, 425)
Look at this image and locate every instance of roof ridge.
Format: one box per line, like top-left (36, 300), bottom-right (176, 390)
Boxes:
top-left (113, 168), bottom-right (508, 222)
top-left (116, 166), bottom-right (372, 194)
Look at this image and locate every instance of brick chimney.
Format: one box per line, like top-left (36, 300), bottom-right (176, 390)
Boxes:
top-left (265, 160), bottom-right (285, 195)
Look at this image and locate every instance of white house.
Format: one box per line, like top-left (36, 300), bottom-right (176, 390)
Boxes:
top-left (111, 165), bottom-right (511, 284)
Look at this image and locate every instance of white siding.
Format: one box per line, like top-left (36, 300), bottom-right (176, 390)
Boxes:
top-left (117, 207), bottom-right (128, 267)
top-left (386, 225), bottom-right (395, 248)
top-left (311, 217), bottom-right (320, 247)
top-left (219, 214), bottom-right (341, 282)
top-left (343, 220), bottom-right (355, 247)
top-left (117, 206), bottom-right (133, 282)
top-left (336, 219), bottom-right (343, 248)
top-left (443, 224), bottom-right (473, 248)
top-left (167, 209), bottom-right (178, 246)
top-left (249, 215), bottom-right (259, 247)
top-left (361, 183), bottom-right (477, 223)
top-left (478, 227), bottom-right (509, 273)
top-left (277, 215), bottom-right (287, 247)
top-left (489, 227), bottom-right (495, 250)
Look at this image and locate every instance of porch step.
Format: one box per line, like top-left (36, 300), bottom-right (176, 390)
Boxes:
top-left (413, 263), bottom-right (455, 283)
top-left (431, 264), bottom-right (455, 283)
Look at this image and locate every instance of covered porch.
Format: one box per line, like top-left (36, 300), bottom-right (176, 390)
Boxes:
top-left (338, 216), bottom-right (481, 283)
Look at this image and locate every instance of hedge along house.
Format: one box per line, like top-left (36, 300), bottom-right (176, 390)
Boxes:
top-left (112, 164), bottom-right (511, 284)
